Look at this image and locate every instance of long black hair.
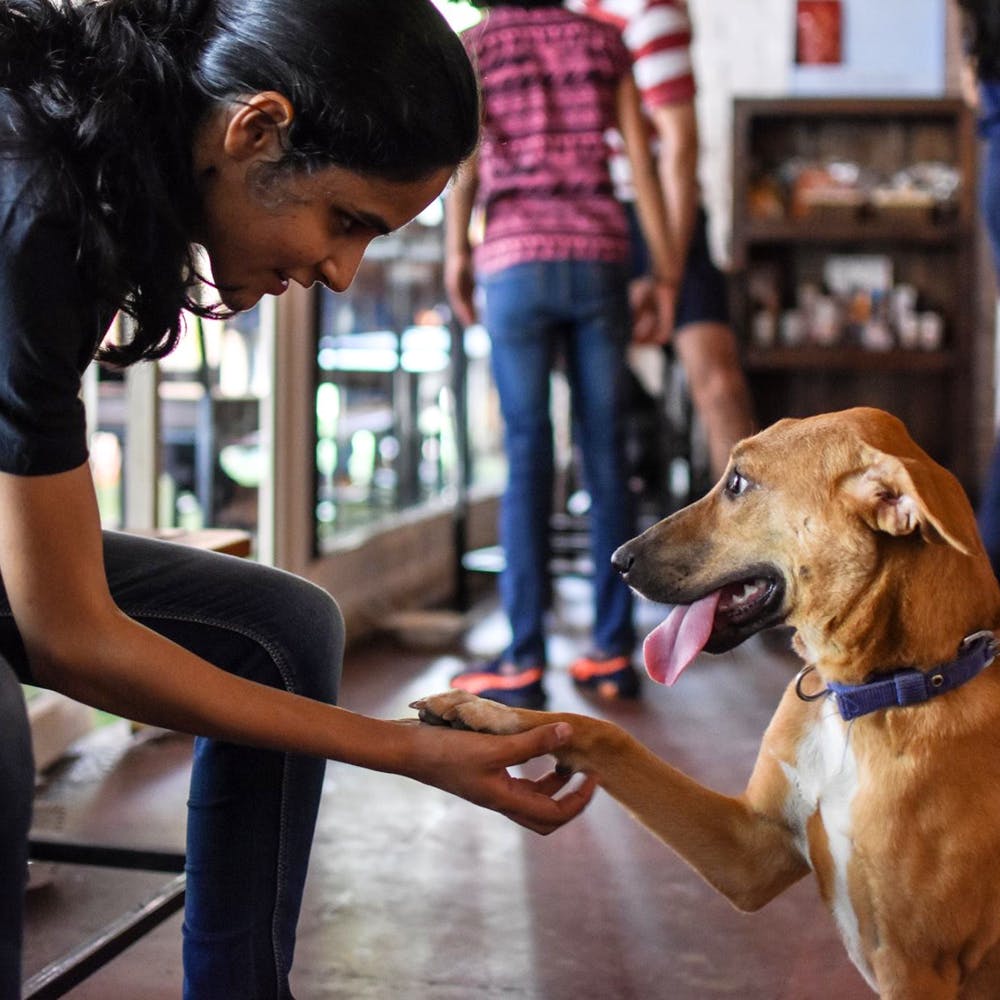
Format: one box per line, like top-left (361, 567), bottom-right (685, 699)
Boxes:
top-left (959, 0), bottom-right (1000, 80)
top-left (0, 0), bottom-right (480, 365)
top-left (458, 1), bottom-right (562, 8)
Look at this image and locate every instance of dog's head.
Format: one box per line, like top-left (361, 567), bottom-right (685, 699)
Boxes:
top-left (614, 407), bottom-right (999, 685)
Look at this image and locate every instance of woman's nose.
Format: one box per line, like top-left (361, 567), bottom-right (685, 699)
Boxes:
top-left (320, 242), bottom-right (369, 293)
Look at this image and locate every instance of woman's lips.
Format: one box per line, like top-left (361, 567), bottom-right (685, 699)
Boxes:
top-left (264, 271), bottom-right (290, 297)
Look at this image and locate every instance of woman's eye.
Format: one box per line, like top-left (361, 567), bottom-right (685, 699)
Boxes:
top-left (725, 469), bottom-right (751, 497)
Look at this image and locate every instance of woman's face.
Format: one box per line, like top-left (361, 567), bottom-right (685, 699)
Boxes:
top-left (194, 94), bottom-right (454, 312)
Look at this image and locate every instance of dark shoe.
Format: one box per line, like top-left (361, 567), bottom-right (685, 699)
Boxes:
top-left (569, 653), bottom-right (641, 700)
top-left (450, 659), bottom-right (546, 709)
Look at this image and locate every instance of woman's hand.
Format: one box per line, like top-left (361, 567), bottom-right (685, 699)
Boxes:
top-left (444, 154), bottom-right (480, 329)
top-left (445, 252), bottom-right (478, 328)
top-left (630, 275), bottom-right (676, 346)
top-left (397, 719), bottom-right (597, 835)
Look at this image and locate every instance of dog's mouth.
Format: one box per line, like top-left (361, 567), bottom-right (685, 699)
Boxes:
top-left (643, 571), bottom-right (785, 686)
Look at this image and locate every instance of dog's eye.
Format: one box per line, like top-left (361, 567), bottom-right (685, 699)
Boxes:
top-left (725, 469), bottom-right (752, 497)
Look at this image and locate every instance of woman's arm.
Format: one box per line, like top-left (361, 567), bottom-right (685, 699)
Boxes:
top-left (0, 462), bottom-right (595, 833)
top-left (616, 73), bottom-right (678, 344)
top-left (648, 100), bottom-right (699, 288)
top-left (444, 154), bottom-right (480, 328)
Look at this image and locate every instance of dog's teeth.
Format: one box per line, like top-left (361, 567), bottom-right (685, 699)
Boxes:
top-left (722, 579), bottom-right (769, 611)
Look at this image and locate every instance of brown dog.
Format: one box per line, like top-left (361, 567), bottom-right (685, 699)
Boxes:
top-left (414, 407), bottom-right (1000, 999)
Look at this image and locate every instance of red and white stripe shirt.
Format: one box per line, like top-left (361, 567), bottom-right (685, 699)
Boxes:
top-left (567, 0), bottom-right (695, 109)
top-left (566, 0), bottom-right (696, 199)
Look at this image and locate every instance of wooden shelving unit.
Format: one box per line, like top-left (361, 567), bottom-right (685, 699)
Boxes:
top-left (731, 97), bottom-right (977, 488)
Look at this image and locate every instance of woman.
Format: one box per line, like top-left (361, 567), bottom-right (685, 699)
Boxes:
top-left (445, 0), bottom-right (677, 709)
top-left (0, 1), bottom-right (595, 996)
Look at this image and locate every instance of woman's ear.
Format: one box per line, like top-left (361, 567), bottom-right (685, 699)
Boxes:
top-left (222, 91), bottom-right (295, 160)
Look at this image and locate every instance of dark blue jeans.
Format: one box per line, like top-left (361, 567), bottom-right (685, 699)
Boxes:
top-left (481, 259), bottom-right (636, 667)
top-left (977, 112), bottom-right (1000, 577)
top-left (978, 435), bottom-right (1000, 579)
top-left (0, 531), bottom-right (343, 1000)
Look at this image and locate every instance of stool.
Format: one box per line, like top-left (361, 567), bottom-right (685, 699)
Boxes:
top-left (23, 722), bottom-right (192, 998)
top-left (23, 855), bottom-right (185, 1000)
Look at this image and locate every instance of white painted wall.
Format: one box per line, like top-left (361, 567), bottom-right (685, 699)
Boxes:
top-left (688, 0), bottom-right (796, 264)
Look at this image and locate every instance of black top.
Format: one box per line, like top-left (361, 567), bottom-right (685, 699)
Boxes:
top-left (0, 92), bottom-right (111, 476)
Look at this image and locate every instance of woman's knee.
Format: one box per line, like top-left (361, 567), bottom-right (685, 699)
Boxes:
top-left (268, 573), bottom-right (344, 705)
top-left (174, 561), bottom-right (346, 707)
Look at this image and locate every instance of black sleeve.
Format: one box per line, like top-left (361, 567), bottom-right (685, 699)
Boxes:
top-left (0, 187), bottom-right (101, 476)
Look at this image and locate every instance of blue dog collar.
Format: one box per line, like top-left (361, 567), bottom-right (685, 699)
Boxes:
top-left (799, 631), bottom-right (999, 722)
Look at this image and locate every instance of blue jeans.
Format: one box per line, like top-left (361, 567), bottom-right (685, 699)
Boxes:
top-left (481, 259), bottom-right (635, 667)
top-left (0, 531), bottom-right (343, 1000)
top-left (978, 435), bottom-right (1000, 579)
top-left (977, 118), bottom-right (1000, 577)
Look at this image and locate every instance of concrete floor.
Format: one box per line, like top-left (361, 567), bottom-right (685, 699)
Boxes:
top-left (24, 580), bottom-right (872, 998)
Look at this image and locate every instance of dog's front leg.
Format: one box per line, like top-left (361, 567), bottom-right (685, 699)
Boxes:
top-left (575, 722), bottom-right (811, 912)
top-left (414, 691), bottom-right (810, 912)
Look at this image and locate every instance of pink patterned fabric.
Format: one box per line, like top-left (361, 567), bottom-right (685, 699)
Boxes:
top-left (463, 7), bottom-right (633, 276)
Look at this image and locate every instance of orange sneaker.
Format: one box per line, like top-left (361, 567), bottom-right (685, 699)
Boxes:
top-left (450, 658), bottom-right (546, 709)
top-left (569, 654), bottom-right (641, 700)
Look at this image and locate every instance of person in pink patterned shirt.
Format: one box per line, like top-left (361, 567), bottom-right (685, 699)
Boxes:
top-left (571, 0), bottom-right (756, 480)
top-left (445, 0), bottom-right (677, 708)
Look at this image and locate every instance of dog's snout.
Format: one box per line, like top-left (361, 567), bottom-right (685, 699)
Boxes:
top-left (612, 542), bottom-right (635, 577)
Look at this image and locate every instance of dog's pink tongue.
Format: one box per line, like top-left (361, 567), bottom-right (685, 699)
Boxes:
top-left (643, 591), bottom-right (722, 686)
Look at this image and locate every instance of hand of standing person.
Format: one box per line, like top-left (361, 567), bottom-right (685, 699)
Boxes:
top-left (629, 275), bottom-right (678, 345)
top-left (446, 250), bottom-right (478, 327)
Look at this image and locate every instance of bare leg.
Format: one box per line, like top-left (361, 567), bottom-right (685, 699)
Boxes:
top-left (672, 320), bottom-right (756, 479)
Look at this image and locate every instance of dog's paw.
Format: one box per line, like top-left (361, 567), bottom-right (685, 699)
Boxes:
top-left (410, 690), bottom-right (524, 735)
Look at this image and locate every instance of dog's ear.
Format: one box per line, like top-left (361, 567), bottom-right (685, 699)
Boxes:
top-left (844, 445), bottom-right (978, 556)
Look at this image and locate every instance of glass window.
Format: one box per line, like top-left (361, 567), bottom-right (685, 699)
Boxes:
top-left (87, 363), bottom-right (126, 530)
top-left (314, 202), bottom-right (503, 548)
top-left (157, 307), bottom-right (268, 536)
top-left (88, 307), bottom-right (270, 545)
top-left (87, 317), bottom-right (127, 530)
top-left (432, 0), bottom-right (482, 31)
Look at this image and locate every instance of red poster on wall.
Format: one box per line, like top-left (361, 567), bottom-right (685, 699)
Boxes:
top-left (796, 0), bottom-right (843, 65)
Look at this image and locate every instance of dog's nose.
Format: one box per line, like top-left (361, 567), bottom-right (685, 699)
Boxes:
top-left (612, 542), bottom-right (634, 576)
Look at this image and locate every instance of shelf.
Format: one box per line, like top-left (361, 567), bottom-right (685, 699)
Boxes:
top-left (730, 97), bottom-right (976, 487)
top-left (734, 95), bottom-right (968, 117)
top-left (742, 219), bottom-right (965, 246)
top-left (742, 347), bottom-right (959, 373)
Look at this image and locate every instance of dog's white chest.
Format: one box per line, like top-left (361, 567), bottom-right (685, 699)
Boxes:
top-left (781, 710), bottom-right (876, 989)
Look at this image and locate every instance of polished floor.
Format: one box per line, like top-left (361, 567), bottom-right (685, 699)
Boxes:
top-left (24, 578), bottom-right (872, 999)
